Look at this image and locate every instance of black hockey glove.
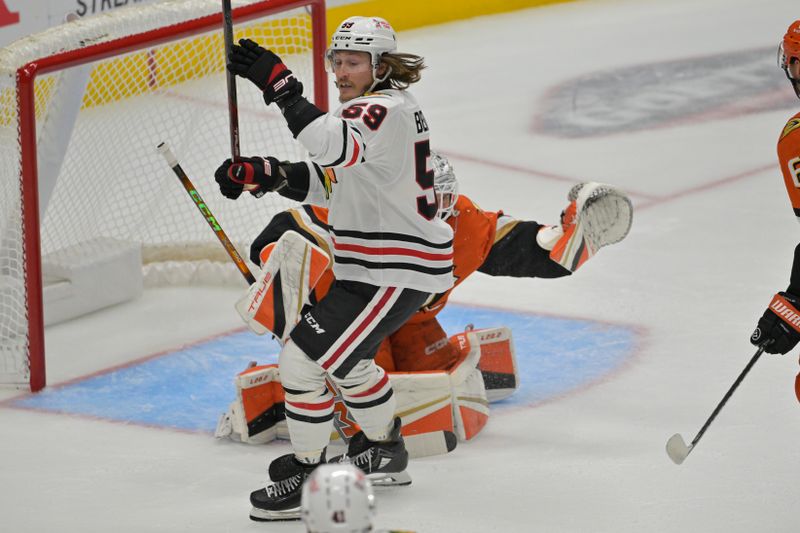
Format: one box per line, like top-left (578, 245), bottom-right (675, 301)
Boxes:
top-left (750, 291), bottom-right (800, 354)
top-left (214, 156), bottom-right (282, 200)
top-left (227, 38), bottom-right (303, 106)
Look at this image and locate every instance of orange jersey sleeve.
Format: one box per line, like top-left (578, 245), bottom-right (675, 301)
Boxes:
top-left (779, 111), bottom-right (800, 220)
top-left (406, 195), bottom-right (499, 323)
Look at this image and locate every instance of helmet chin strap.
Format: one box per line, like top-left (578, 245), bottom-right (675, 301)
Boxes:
top-left (785, 64), bottom-right (800, 99)
top-left (366, 64), bottom-right (392, 93)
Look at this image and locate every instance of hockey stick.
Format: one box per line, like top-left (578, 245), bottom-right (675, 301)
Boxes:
top-left (221, 1), bottom-right (291, 198)
top-left (221, 0), bottom-right (266, 197)
top-left (221, 0), bottom-right (240, 162)
top-left (666, 344), bottom-right (766, 465)
top-left (157, 142), bottom-right (256, 285)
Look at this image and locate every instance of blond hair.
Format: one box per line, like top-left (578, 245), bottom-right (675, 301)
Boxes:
top-left (374, 53), bottom-right (426, 90)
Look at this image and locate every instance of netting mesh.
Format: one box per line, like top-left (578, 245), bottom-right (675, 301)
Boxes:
top-left (0, 0), bottom-right (323, 386)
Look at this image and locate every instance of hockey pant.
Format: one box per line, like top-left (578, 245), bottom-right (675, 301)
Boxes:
top-left (375, 317), bottom-right (460, 372)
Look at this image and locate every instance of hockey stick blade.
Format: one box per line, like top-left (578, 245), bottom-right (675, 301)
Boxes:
top-left (664, 344), bottom-right (765, 466)
top-left (666, 433), bottom-right (692, 465)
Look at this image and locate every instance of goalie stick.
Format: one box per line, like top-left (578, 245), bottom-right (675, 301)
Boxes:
top-left (157, 142), bottom-right (255, 285)
top-left (666, 344), bottom-right (766, 465)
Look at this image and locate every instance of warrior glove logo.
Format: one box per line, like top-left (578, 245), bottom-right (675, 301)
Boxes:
top-left (771, 297), bottom-right (800, 332)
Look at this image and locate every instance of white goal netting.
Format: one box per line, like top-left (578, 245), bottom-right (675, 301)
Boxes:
top-left (0, 0), bottom-right (326, 389)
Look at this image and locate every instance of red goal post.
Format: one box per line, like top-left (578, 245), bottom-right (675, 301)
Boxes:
top-left (1, 0), bottom-right (328, 392)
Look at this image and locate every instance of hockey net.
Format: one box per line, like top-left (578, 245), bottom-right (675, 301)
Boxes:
top-left (0, 0), bottom-right (327, 391)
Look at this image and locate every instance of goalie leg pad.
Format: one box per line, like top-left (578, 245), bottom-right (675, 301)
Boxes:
top-left (235, 230), bottom-right (330, 340)
top-left (214, 364), bottom-right (286, 444)
top-left (448, 331), bottom-right (490, 441)
top-left (388, 370), bottom-right (455, 437)
top-left (471, 326), bottom-right (519, 402)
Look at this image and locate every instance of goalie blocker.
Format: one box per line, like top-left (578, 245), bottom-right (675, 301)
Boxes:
top-left (215, 326), bottom-right (518, 455)
top-left (235, 230), bottom-right (330, 341)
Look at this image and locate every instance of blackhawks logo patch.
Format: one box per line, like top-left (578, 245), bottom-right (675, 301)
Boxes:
top-left (323, 167), bottom-right (337, 199)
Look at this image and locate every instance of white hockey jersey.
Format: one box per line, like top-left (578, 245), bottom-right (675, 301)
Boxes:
top-left (296, 90), bottom-right (454, 293)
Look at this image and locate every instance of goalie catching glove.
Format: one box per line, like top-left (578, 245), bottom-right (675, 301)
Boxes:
top-left (540, 182), bottom-right (633, 272)
top-left (214, 156), bottom-right (282, 200)
top-left (751, 291), bottom-right (800, 354)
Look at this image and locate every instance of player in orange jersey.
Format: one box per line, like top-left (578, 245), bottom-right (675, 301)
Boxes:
top-left (242, 152), bottom-right (632, 374)
top-left (750, 21), bottom-right (800, 399)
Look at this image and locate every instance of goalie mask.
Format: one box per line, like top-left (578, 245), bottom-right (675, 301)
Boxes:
top-left (327, 16), bottom-right (397, 92)
top-left (779, 20), bottom-right (800, 98)
top-left (301, 464), bottom-right (375, 533)
top-left (432, 151), bottom-right (459, 220)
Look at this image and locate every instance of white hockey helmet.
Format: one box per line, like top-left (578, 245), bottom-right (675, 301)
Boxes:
top-left (432, 151), bottom-right (459, 220)
top-left (327, 16), bottom-right (397, 89)
top-left (301, 464), bottom-right (376, 533)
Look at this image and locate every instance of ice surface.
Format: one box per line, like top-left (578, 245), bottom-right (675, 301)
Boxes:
top-left (2, 0), bottom-right (800, 531)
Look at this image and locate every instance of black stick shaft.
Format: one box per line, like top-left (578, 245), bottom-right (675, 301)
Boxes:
top-left (689, 345), bottom-right (765, 447)
top-left (157, 143), bottom-right (255, 285)
top-left (222, 0), bottom-right (240, 161)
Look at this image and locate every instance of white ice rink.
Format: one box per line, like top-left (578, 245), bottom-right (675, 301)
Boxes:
top-left (3, 0), bottom-right (800, 531)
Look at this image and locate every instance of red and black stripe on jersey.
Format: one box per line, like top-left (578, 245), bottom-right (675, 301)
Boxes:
top-left (329, 227), bottom-right (454, 276)
top-left (318, 120), bottom-right (365, 168)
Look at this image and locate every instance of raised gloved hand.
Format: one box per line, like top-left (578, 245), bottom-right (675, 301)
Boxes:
top-left (214, 156), bottom-right (281, 200)
top-left (227, 38), bottom-right (303, 106)
top-left (751, 291), bottom-right (800, 354)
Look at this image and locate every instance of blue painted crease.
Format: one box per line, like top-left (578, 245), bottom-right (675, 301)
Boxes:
top-left (13, 304), bottom-right (638, 432)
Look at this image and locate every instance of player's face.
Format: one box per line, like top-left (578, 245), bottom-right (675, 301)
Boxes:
top-left (329, 51), bottom-right (374, 102)
top-left (790, 58), bottom-right (800, 80)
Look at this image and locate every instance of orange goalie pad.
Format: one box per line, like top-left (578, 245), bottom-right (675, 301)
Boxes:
top-left (237, 364), bottom-right (285, 442)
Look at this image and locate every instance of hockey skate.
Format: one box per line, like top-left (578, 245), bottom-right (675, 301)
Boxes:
top-left (544, 181), bottom-right (633, 271)
top-left (249, 452), bottom-right (322, 521)
top-left (328, 417), bottom-right (412, 487)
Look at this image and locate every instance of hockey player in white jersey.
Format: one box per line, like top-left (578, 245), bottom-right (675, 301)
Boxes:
top-left (216, 16), bottom-right (453, 521)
